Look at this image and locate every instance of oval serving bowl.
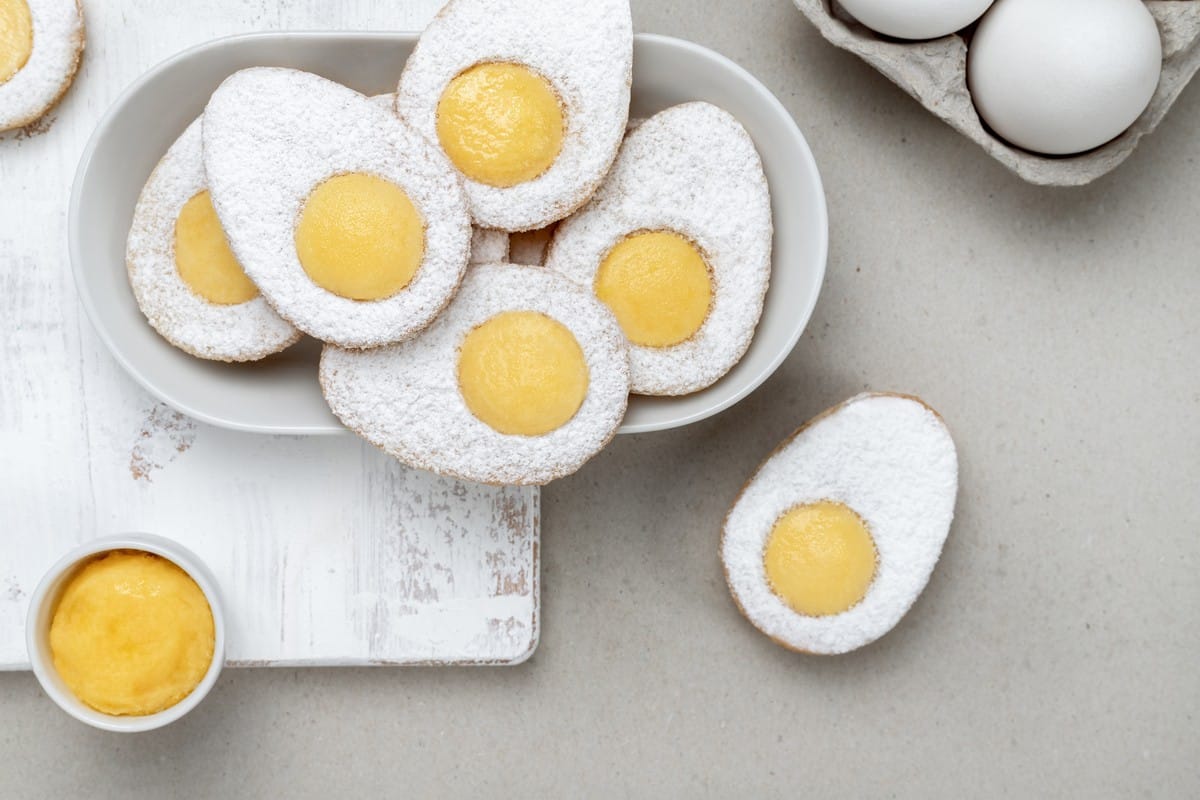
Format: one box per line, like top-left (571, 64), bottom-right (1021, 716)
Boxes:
top-left (70, 32), bottom-right (827, 436)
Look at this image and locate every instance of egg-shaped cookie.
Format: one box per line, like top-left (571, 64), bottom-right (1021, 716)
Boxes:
top-left (396, 0), bottom-right (633, 232)
top-left (202, 68), bottom-right (472, 349)
top-left (0, 0), bottom-right (84, 131)
top-left (546, 102), bottom-right (772, 396)
top-left (320, 264), bottom-right (629, 485)
top-left (126, 117), bottom-right (299, 362)
top-left (722, 394), bottom-right (958, 655)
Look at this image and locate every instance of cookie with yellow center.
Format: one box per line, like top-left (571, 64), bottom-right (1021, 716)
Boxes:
top-left (546, 103), bottom-right (773, 396)
top-left (126, 117), bottom-right (299, 362)
top-left (0, 0), bottom-right (83, 131)
top-left (202, 68), bottom-right (472, 349)
top-left (722, 394), bottom-right (958, 655)
top-left (320, 264), bottom-right (629, 486)
top-left (396, 0), bottom-right (633, 232)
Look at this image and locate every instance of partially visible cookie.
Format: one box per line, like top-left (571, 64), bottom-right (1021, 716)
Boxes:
top-left (0, 0), bottom-right (84, 132)
top-left (126, 117), bottom-right (299, 362)
top-left (546, 102), bottom-right (773, 396)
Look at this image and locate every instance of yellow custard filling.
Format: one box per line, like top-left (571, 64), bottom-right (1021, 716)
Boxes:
top-left (763, 501), bottom-right (878, 617)
top-left (0, 0), bottom-right (33, 86)
top-left (437, 62), bottom-right (565, 188)
top-left (295, 172), bottom-right (425, 301)
top-left (458, 311), bottom-right (588, 436)
top-left (594, 231), bottom-right (713, 348)
top-left (49, 550), bottom-right (216, 716)
top-left (174, 191), bottom-right (259, 305)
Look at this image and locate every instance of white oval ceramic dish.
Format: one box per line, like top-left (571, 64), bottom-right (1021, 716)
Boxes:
top-left (69, 32), bottom-right (827, 435)
top-left (25, 533), bottom-right (226, 733)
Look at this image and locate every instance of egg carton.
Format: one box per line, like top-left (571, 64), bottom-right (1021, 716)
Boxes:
top-left (792, 0), bottom-right (1200, 186)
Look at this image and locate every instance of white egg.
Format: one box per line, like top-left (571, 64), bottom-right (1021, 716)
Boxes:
top-left (722, 394), bottom-right (958, 655)
top-left (968, 0), bottom-right (1162, 156)
top-left (202, 68), bottom-right (472, 349)
top-left (837, 0), bottom-right (994, 40)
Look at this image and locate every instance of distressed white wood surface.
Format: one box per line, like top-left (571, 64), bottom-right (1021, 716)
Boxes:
top-left (0, 0), bottom-right (539, 668)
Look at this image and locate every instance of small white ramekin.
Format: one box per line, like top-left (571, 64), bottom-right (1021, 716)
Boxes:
top-left (25, 533), bottom-right (226, 732)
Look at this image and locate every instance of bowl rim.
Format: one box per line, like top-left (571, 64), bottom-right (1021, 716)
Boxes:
top-left (69, 30), bottom-right (828, 437)
top-left (25, 533), bottom-right (227, 733)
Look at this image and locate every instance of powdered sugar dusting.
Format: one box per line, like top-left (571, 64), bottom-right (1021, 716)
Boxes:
top-left (126, 117), bottom-right (300, 362)
top-left (203, 68), bottom-right (472, 348)
top-left (722, 394), bottom-right (958, 655)
top-left (0, 0), bottom-right (84, 131)
top-left (397, 0), bottom-right (632, 231)
top-left (470, 228), bottom-right (509, 265)
top-left (546, 103), bottom-right (772, 396)
top-left (320, 264), bottom-right (629, 486)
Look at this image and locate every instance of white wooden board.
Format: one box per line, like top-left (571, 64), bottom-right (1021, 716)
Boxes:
top-left (0, 0), bottom-right (539, 668)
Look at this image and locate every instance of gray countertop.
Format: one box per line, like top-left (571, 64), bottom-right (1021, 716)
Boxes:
top-left (1, 0), bottom-right (1197, 796)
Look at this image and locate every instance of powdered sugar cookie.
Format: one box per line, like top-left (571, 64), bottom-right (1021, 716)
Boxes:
top-left (721, 394), bottom-right (958, 655)
top-left (320, 264), bottom-right (629, 486)
top-left (0, 0), bottom-right (84, 132)
top-left (126, 117), bottom-right (299, 362)
top-left (396, 0), bottom-right (632, 232)
top-left (203, 68), bottom-right (471, 349)
top-left (545, 103), bottom-right (772, 396)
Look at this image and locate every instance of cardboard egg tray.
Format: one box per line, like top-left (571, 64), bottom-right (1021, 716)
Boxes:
top-left (792, 0), bottom-right (1200, 186)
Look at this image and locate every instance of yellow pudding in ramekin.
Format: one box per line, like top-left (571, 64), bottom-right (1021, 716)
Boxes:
top-left (26, 535), bottom-right (225, 732)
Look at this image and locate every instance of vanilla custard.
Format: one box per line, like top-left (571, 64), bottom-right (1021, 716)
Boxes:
top-left (437, 62), bottom-right (565, 188)
top-left (49, 551), bottom-right (215, 716)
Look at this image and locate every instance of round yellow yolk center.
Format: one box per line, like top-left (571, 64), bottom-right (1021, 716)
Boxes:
top-left (763, 501), bottom-right (878, 617)
top-left (0, 0), bottom-right (33, 86)
top-left (594, 231), bottom-right (714, 348)
top-left (174, 191), bottom-right (259, 306)
top-left (458, 311), bottom-right (588, 436)
top-left (436, 62), bottom-right (565, 188)
top-left (48, 551), bottom-right (216, 716)
top-left (295, 172), bottom-right (425, 301)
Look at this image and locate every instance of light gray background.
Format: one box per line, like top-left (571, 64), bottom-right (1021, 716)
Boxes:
top-left (2, 0), bottom-right (1197, 796)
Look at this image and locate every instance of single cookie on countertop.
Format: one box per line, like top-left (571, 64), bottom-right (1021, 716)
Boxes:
top-left (546, 102), bottom-right (772, 396)
top-left (126, 117), bottom-right (300, 362)
top-left (203, 68), bottom-right (472, 349)
top-left (396, 0), bottom-right (633, 232)
top-left (320, 264), bottom-right (629, 486)
top-left (0, 0), bottom-right (84, 132)
top-left (721, 393), bottom-right (958, 656)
